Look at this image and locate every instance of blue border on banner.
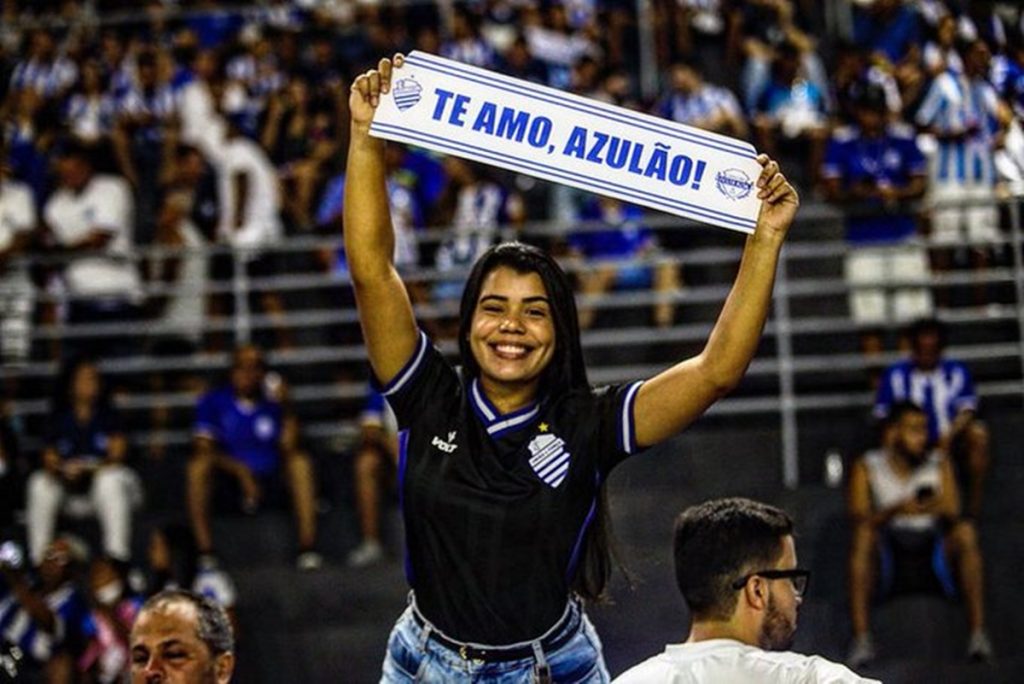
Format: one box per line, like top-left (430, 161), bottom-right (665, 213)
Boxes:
top-left (371, 121), bottom-right (757, 232)
top-left (405, 52), bottom-right (755, 160)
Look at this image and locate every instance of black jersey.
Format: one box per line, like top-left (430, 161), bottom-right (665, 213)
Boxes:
top-left (380, 331), bottom-right (645, 644)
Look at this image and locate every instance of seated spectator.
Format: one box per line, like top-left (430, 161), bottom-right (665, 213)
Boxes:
top-left (874, 318), bottom-right (990, 520)
top-left (0, 147), bottom-right (37, 367)
top-left (80, 556), bottom-right (144, 684)
top-left (0, 536), bottom-right (95, 684)
top-left (568, 196), bottom-right (680, 330)
top-left (43, 140), bottom-right (142, 360)
top-left (347, 385), bottom-right (398, 568)
top-left (8, 29), bottom-right (77, 102)
top-left (441, 6), bottom-right (497, 69)
top-left (654, 62), bottom-right (748, 139)
top-left (847, 401), bottom-right (992, 667)
top-left (922, 14), bottom-right (964, 77)
top-left (821, 84), bottom-right (931, 364)
top-left (751, 41), bottom-right (830, 188)
top-left (615, 498), bottom-right (877, 683)
top-left (26, 357), bottom-right (143, 566)
top-left (187, 345), bottom-right (321, 570)
top-left (129, 588), bottom-right (235, 684)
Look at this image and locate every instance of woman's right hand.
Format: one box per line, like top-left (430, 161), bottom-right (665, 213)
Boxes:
top-left (349, 54), bottom-right (404, 132)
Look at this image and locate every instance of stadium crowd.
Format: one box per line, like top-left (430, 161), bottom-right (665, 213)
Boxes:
top-left (0, 0), bottom-right (1020, 680)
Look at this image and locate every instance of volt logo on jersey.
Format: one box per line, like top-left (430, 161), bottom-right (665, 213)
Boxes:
top-left (528, 432), bottom-right (570, 488)
top-left (432, 430), bottom-right (458, 453)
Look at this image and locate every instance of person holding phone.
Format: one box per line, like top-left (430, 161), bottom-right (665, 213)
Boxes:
top-left (346, 54), bottom-right (799, 681)
top-left (846, 401), bottom-right (992, 668)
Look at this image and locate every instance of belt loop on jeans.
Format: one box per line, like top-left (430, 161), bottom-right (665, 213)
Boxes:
top-left (531, 641), bottom-right (552, 684)
top-left (418, 622), bottom-right (432, 653)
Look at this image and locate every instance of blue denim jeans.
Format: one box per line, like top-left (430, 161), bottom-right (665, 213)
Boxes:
top-left (380, 596), bottom-right (610, 683)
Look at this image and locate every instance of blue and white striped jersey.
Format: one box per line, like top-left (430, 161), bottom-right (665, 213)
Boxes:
top-left (874, 358), bottom-right (978, 443)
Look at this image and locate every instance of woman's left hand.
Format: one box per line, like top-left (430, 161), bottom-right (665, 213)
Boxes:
top-left (753, 154), bottom-right (799, 243)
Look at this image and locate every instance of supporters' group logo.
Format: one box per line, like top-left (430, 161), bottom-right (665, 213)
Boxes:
top-left (392, 78), bottom-right (423, 112)
top-left (255, 416), bottom-right (275, 441)
top-left (715, 168), bottom-right (753, 200)
top-left (528, 433), bottom-right (570, 488)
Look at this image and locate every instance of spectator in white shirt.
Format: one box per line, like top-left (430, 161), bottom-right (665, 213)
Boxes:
top-left (614, 498), bottom-right (878, 684)
top-left (0, 149), bottom-right (37, 366)
top-left (212, 114), bottom-right (289, 349)
top-left (43, 141), bottom-right (141, 359)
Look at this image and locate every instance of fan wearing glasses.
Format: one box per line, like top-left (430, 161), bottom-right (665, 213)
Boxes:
top-left (615, 498), bottom-right (878, 683)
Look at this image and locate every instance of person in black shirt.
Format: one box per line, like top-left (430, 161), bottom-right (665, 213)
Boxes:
top-left (346, 54), bottom-right (799, 682)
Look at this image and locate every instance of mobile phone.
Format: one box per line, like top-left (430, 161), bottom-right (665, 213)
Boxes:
top-left (0, 541), bottom-right (23, 570)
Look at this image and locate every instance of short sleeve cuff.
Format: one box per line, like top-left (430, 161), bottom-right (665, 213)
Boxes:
top-left (618, 381), bottom-right (644, 455)
top-left (376, 330), bottom-right (430, 398)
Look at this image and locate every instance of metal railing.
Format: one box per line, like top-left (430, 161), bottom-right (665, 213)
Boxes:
top-left (5, 198), bottom-right (1023, 486)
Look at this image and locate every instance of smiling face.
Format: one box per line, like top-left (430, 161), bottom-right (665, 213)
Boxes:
top-left (468, 266), bottom-right (556, 399)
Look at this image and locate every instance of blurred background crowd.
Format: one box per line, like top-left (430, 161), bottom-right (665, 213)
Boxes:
top-left (1, 0), bottom-right (1023, 681)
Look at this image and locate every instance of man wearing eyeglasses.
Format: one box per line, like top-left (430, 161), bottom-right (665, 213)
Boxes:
top-left (614, 497), bottom-right (877, 683)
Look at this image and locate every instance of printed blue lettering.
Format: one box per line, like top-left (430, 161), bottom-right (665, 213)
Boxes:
top-left (432, 88), bottom-right (455, 121)
top-left (528, 117), bottom-right (552, 148)
top-left (644, 143), bottom-right (670, 180)
top-left (628, 143), bottom-right (646, 174)
top-left (563, 126), bottom-right (588, 158)
top-left (450, 94), bottom-right (471, 126)
top-left (605, 137), bottom-right (630, 169)
top-left (473, 102), bottom-right (497, 134)
top-left (497, 108), bottom-right (530, 142)
top-left (669, 155), bottom-right (694, 186)
top-left (586, 132), bottom-right (609, 163)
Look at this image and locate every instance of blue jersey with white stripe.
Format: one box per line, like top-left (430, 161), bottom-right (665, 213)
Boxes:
top-left (874, 358), bottom-right (978, 443)
top-left (916, 71), bottom-right (1000, 185)
top-left (0, 578), bottom-right (94, 663)
top-left (377, 330), bottom-right (644, 644)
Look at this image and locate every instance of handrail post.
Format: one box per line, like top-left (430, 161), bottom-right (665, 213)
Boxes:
top-left (775, 244), bottom-right (799, 489)
top-left (234, 249), bottom-right (251, 345)
top-left (1007, 199), bottom-right (1024, 401)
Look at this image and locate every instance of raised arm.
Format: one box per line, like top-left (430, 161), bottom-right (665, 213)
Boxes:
top-left (633, 156), bottom-right (798, 447)
top-left (345, 55), bottom-right (419, 385)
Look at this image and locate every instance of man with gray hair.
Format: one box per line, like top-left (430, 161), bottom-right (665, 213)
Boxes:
top-left (129, 589), bottom-right (235, 684)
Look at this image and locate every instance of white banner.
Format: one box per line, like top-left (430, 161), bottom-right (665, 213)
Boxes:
top-left (370, 51), bottom-right (763, 234)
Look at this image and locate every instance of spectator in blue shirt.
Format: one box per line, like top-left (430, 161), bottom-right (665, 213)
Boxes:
top-left (853, 0), bottom-right (923, 66)
top-left (188, 345), bottom-right (321, 570)
top-left (568, 196), bottom-right (681, 330)
top-left (873, 318), bottom-right (990, 519)
top-left (821, 84), bottom-right (932, 362)
top-left (0, 536), bottom-right (96, 683)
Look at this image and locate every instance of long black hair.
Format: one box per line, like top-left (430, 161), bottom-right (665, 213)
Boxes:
top-left (456, 241), bottom-right (620, 601)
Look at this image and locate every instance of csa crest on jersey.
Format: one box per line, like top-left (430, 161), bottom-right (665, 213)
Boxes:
top-left (528, 432), bottom-right (570, 488)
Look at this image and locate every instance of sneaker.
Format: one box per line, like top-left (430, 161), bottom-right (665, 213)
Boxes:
top-left (967, 630), bottom-right (994, 663)
top-left (296, 551), bottom-right (323, 572)
top-left (346, 540), bottom-right (384, 568)
top-left (846, 633), bottom-right (876, 670)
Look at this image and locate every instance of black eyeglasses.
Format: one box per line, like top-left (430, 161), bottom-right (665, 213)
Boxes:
top-left (731, 569), bottom-right (811, 597)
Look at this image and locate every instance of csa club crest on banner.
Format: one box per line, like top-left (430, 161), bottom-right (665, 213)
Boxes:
top-left (392, 78), bottom-right (422, 111)
top-left (528, 433), bottom-right (570, 488)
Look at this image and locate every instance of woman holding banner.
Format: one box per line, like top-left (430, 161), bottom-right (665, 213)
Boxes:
top-left (346, 54), bottom-right (799, 682)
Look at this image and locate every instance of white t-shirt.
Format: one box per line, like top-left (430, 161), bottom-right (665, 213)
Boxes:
top-left (216, 136), bottom-right (282, 249)
top-left (0, 178), bottom-right (35, 285)
top-left (44, 174), bottom-right (141, 299)
top-left (613, 639), bottom-right (879, 684)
